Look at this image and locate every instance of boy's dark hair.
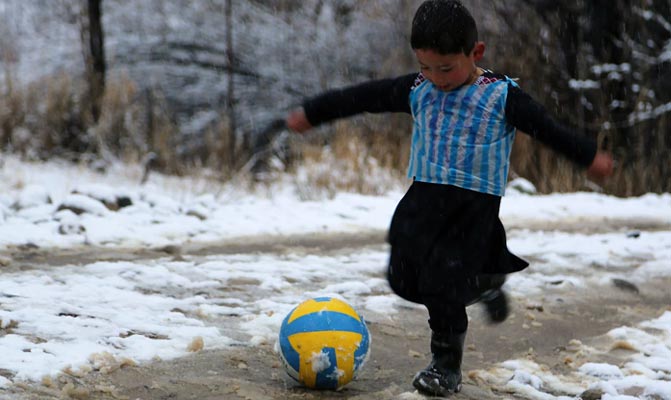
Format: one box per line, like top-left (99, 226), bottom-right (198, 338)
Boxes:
top-left (410, 0), bottom-right (478, 55)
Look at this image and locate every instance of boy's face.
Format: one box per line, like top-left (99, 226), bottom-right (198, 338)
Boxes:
top-left (415, 42), bottom-right (485, 92)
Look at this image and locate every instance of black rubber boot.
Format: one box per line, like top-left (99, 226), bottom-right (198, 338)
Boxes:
top-left (481, 288), bottom-right (509, 323)
top-left (412, 331), bottom-right (466, 397)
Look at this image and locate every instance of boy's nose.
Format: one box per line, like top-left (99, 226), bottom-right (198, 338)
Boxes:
top-left (425, 72), bottom-right (447, 86)
top-left (429, 76), bottom-right (449, 87)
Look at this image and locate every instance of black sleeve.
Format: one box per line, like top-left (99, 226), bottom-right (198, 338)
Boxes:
top-left (302, 73), bottom-right (416, 127)
top-left (505, 84), bottom-right (597, 167)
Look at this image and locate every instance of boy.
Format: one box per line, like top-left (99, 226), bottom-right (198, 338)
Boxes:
top-left (285, 0), bottom-right (614, 396)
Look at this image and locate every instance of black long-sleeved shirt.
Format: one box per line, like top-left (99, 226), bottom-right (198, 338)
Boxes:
top-left (302, 72), bottom-right (597, 168)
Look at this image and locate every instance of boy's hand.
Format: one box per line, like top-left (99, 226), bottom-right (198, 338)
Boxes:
top-left (586, 151), bottom-right (614, 181)
top-left (286, 108), bottom-right (312, 133)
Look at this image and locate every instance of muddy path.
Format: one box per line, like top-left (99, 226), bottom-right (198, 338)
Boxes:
top-left (3, 214), bottom-right (668, 272)
top-left (2, 223), bottom-right (670, 400)
top-left (0, 231), bottom-right (387, 274)
top-left (9, 275), bottom-right (668, 400)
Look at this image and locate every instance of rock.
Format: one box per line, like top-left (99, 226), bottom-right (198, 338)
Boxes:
top-left (525, 303), bottom-right (544, 312)
top-left (612, 278), bottom-right (639, 294)
top-left (0, 255), bottom-right (11, 267)
top-left (57, 194), bottom-right (109, 216)
top-left (157, 245), bottom-right (182, 255)
top-left (17, 242), bottom-right (39, 251)
top-left (187, 336), bottom-right (204, 352)
top-left (116, 196), bottom-right (133, 209)
top-left (72, 186), bottom-right (133, 211)
top-left (611, 340), bottom-right (637, 351)
top-left (579, 388), bottom-right (604, 400)
top-left (186, 209), bottom-right (207, 221)
top-left (408, 349), bottom-right (423, 358)
top-left (98, 195), bottom-right (133, 211)
top-left (58, 223), bottom-right (86, 235)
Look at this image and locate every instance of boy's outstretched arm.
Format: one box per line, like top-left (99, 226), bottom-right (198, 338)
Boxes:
top-left (506, 85), bottom-right (614, 180)
top-left (285, 74), bottom-right (417, 133)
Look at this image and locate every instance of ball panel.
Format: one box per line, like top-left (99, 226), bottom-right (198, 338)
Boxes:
top-left (353, 320), bottom-right (371, 371)
top-left (316, 348), bottom-right (347, 389)
top-left (287, 297), bottom-right (361, 324)
top-left (278, 326), bottom-right (300, 378)
top-left (288, 331), bottom-right (362, 389)
top-left (283, 311), bottom-right (366, 336)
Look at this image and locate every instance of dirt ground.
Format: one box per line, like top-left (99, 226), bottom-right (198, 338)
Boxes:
top-left (2, 226), bottom-right (670, 400)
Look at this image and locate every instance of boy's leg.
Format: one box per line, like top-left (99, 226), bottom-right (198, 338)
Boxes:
top-left (387, 244), bottom-right (423, 304)
top-left (386, 184), bottom-right (427, 304)
top-left (468, 273), bottom-right (509, 323)
top-left (412, 301), bottom-right (467, 396)
top-left (481, 288), bottom-right (508, 322)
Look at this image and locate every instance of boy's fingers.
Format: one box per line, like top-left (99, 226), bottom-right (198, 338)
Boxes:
top-left (286, 109), bottom-right (312, 133)
top-left (586, 152), bottom-right (614, 182)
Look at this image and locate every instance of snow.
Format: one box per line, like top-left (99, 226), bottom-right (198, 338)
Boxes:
top-left (309, 351), bottom-right (332, 373)
top-left (1, 154), bottom-right (671, 399)
top-left (591, 63), bottom-right (632, 75)
top-left (0, 259), bottom-right (228, 381)
top-left (569, 79), bottom-right (600, 90)
top-left (579, 363), bottom-right (624, 380)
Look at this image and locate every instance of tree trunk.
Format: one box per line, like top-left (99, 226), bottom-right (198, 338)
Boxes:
top-left (82, 0), bottom-right (106, 123)
top-left (225, 0), bottom-right (237, 167)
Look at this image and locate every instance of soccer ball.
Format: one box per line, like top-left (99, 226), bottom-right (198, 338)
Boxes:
top-left (277, 297), bottom-right (371, 390)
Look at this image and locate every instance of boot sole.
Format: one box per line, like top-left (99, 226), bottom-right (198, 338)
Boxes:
top-left (412, 374), bottom-right (462, 396)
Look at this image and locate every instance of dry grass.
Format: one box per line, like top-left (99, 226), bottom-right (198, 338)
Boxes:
top-left (204, 115), bottom-right (240, 178)
top-left (1, 73), bottom-right (182, 171)
top-left (510, 120), bottom-right (671, 196)
top-left (0, 72), bottom-right (667, 196)
top-left (94, 73), bottom-right (182, 174)
top-left (290, 116), bottom-right (410, 199)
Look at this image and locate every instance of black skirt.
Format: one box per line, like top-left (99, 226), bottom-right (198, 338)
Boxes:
top-left (387, 181), bottom-right (528, 305)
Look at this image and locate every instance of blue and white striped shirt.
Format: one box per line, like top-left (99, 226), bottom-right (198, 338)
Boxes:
top-left (408, 74), bottom-right (518, 196)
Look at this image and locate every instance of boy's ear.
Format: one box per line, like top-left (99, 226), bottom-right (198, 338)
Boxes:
top-left (472, 42), bottom-right (485, 61)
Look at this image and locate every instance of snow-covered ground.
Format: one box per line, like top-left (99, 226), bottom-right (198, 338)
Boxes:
top-left (1, 155), bottom-right (671, 399)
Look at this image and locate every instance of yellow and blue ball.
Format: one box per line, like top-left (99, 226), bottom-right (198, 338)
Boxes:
top-left (278, 297), bottom-right (371, 389)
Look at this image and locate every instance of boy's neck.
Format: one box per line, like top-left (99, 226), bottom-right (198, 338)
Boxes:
top-left (466, 67), bottom-right (484, 85)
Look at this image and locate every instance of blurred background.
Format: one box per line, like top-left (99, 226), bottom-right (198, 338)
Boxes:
top-left (0, 0), bottom-right (669, 196)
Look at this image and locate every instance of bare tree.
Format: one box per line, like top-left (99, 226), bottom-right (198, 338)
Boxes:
top-left (80, 0), bottom-right (106, 123)
top-left (225, 0), bottom-right (236, 166)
